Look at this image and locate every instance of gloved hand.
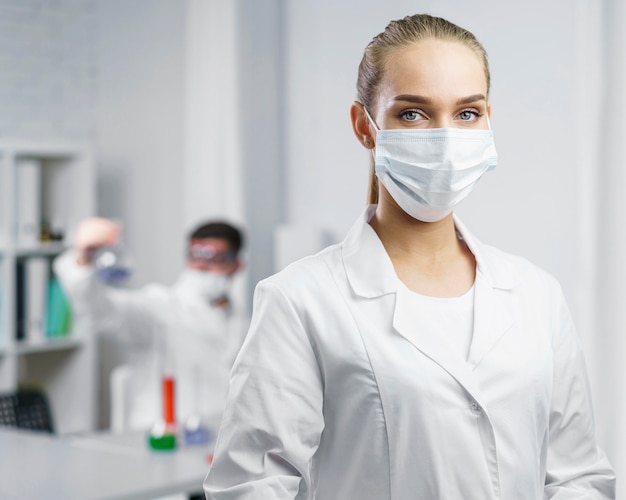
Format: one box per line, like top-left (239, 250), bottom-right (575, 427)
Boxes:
top-left (74, 217), bottom-right (121, 266)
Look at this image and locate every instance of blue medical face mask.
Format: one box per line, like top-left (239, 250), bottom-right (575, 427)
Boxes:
top-left (364, 107), bottom-right (497, 222)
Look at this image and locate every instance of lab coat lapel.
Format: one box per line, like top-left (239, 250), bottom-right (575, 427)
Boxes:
top-left (391, 270), bottom-right (516, 402)
top-left (453, 215), bottom-right (518, 370)
top-left (389, 215), bottom-right (518, 395)
top-left (467, 272), bottom-right (516, 369)
top-left (343, 208), bottom-right (518, 393)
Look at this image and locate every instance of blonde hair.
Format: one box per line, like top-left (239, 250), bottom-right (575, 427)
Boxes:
top-left (356, 14), bottom-right (491, 204)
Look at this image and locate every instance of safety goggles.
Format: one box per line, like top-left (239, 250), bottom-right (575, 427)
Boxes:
top-left (188, 244), bottom-right (237, 265)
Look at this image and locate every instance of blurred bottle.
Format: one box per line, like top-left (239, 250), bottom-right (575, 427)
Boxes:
top-left (183, 414), bottom-right (212, 445)
top-left (94, 244), bottom-right (133, 285)
top-left (183, 364), bottom-right (212, 446)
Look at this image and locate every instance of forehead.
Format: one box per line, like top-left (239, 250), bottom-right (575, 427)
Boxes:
top-left (377, 39), bottom-right (487, 104)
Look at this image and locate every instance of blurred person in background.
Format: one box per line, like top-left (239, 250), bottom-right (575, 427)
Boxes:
top-left (53, 217), bottom-right (248, 433)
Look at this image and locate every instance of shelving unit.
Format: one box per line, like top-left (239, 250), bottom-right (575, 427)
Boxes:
top-left (0, 142), bottom-right (97, 434)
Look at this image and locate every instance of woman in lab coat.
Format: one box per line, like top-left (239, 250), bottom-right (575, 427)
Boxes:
top-left (204, 13), bottom-right (615, 499)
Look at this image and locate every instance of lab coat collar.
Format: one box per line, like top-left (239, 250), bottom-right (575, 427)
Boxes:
top-left (451, 215), bottom-right (520, 291)
top-left (342, 205), bottom-right (520, 298)
top-left (343, 206), bottom-right (518, 375)
top-left (341, 205), bottom-right (398, 298)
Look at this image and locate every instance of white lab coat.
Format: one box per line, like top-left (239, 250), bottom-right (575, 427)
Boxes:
top-left (53, 251), bottom-right (248, 430)
top-left (204, 206), bottom-right (615, 500)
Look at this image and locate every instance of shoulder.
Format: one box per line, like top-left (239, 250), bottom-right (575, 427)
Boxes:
top-left (256, 243), bottom-right (343, 301)
top-left (484, 242), bottom-right (560, 284)
top-left (475, 240), bottom-right (568, 321)
top-left (457, 216), bottom-right (562, 295)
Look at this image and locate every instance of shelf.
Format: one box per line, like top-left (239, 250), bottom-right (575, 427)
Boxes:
top-left (15, 337), bottom-right (83, 355)
top-left (0, 141), bottom-right (97, 433)
top-left (0, 142), bottom-right (92, 159)
top-left (15, 243), bottom-right (68, 258)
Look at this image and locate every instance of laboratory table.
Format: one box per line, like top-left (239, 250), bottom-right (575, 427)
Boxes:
top-left (0, 426), bottom-right (214, 499)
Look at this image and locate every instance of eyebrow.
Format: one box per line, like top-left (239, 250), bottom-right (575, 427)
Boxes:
top-left (392, 94), bottom-right (486, 105)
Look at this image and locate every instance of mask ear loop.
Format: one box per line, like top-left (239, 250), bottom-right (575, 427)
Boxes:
top-left (362, 105), bottom-right (380, 131)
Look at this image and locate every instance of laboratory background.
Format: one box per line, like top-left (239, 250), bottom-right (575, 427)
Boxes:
top-left (0, 0), bottom-right (624, 493)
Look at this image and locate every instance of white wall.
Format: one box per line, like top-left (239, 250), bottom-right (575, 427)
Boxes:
top-left (594, 0), bottom-right (626, 486)
top-left (95, 0), bottom-right (188, 428)
top-left (0, 0), bottom-right (98, 143)
top-left (97, 0), bottom-right (247, 290)
top-left (235, 0), bottom-right (284, 296)
top-left (97, 0), bottom-right (186, 288)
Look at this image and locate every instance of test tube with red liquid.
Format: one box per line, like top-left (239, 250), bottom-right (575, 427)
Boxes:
top-left (148, 375), bottom-right (177, 451)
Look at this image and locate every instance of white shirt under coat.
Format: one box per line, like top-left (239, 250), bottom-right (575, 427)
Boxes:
top-left (204, 205), bottom-right (615, 500)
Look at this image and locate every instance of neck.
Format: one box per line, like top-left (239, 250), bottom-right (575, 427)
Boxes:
top-left (370, 198), bottom-right (459, 260)
top-left (369, 195), bottom-right (475, 297)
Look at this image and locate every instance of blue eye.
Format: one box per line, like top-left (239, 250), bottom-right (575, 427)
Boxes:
top-left (459, 110), bottom-right (479, 121)
top-left (401, 110), bottom-right (421, 121)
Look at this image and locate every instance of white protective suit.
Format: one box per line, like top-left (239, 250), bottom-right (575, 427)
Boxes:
top-left (204, 205), bottom-right (615, 500)
top-left (54, 251), bottom-right (248, 430)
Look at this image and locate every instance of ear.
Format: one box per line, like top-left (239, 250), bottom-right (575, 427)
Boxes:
top-left (350, 102), bottom-right (375, 149)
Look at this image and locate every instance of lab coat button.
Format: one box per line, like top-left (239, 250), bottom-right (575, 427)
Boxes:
top-left (469, 401), bottom-right (481, 414)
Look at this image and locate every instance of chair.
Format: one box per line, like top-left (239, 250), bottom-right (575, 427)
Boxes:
top-left (0, 388), bottom-right (54, 433)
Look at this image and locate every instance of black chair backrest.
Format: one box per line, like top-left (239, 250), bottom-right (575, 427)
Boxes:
top-left (0, 389), bottom-right (54, 433)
